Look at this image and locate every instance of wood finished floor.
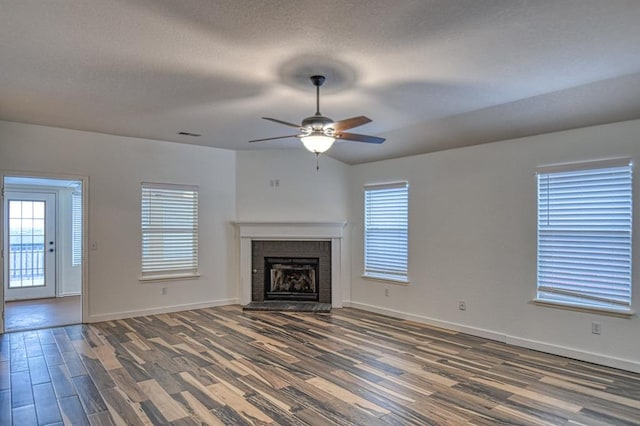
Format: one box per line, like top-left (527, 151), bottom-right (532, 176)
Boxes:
top-left (1, 306), bottom-right (639, 425)
top-left (5, 296), bottom-right (82, 332)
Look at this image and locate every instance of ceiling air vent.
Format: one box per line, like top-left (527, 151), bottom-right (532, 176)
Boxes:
top-left (178, 131), bottom-right (201, 137)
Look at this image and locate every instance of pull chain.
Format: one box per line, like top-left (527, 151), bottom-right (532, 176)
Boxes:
top-left (316, 153), bottom-right (320, 171)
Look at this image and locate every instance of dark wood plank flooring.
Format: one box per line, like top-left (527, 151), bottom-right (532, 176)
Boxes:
top-left (1, 305), bottom-right (639, 425)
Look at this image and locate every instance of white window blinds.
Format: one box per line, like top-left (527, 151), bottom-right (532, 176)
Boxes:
top-left (536, 159), bottom-right (632, 311)
top-left (364, 182), bottom-right (409, 281)
top-left (141, 183), bottom-right (199, 278)
top-left (71, 192), bottom-right (82, 267)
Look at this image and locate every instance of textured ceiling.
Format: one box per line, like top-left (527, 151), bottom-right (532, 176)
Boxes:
top-left (1, 1), bottom-right (640, 164)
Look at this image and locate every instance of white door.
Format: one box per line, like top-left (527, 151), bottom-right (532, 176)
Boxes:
top-left (4, 192), bottom-right (56, 300)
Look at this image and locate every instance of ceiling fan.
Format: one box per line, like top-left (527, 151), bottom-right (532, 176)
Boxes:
top-left (249, 75), bottom-right (385, 155)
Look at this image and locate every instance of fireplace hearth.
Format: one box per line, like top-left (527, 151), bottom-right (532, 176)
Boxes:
top-left (265, 257), bottom-right (319, 301)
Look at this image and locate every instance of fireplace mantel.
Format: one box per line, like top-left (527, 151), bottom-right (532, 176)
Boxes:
top-left (235, 222), bottom-right (347, 308)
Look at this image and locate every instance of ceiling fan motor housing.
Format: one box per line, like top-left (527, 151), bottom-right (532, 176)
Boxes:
top-left (302, 114), bottom-right (335, 134)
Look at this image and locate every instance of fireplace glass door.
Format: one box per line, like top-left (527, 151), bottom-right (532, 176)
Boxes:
top-left (265, 257), bottom-right (319, 301)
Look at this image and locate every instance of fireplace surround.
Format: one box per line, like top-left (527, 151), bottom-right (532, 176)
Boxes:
top-left (235, 222), bottom-right (347, 308)
top-left (253, 241), bottom-right (330, 303)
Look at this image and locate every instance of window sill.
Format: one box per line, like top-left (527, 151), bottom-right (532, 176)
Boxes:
top-left (532, 299), bottom-right (634, 318)
top-left (139, 273), bottom-right (200, 283)
top-left (361, 274), bottom-right (410, 285)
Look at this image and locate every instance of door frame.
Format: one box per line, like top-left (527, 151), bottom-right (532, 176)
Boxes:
top-left (0, 170), bottom-right (89, 333)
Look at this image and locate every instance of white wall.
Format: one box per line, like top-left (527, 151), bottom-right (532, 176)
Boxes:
top-left (349, 119), bottom-right (640, 372)
top-left (0, 120), bottom-right (237, 321)
top-left (236, 150), bottom-right (350, 222)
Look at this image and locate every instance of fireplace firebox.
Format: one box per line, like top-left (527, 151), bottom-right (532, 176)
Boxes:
top-left (264, 257), bottom-right (319, 301)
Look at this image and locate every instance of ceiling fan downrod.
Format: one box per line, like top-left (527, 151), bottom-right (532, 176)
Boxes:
top-left (310, 75), bottom-right (325, 116)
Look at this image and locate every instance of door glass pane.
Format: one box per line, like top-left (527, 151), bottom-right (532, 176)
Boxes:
top-left (33, 218), bottom-right (45, 234)
top-left (8, 200), bottom-right (46, 288)
top-left (21, 201), bottom-right (33, 219)
top-left (33, 201), bottom-right (45, 218)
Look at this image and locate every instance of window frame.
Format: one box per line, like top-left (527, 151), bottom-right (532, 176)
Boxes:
top-left (363, 181), bottom-right (409, 284)
top-left (534, 158), bottom-right (633, 316)
top-left (140, 182), bottom-right (199, 281)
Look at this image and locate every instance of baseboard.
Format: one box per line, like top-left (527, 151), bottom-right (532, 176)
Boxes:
top-left (506, 336), bottom-right (640, 374)
top-left (347, 301), bottom-right (505, 342)
top-left (87, 298), bottom-right (239, 323)
top-left (58, 292), bottom-right (81, 297)
top-left (348, 301), bottom-right (640, 374)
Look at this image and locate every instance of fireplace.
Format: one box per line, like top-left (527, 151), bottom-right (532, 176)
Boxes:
top-left (235, 222), bottom-right (346, 308)
top-left (265, 257), bottom-right (319, 301)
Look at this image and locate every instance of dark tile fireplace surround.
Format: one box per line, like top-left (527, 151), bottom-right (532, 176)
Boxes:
top-left (251, 240), bottom-right (332, 304)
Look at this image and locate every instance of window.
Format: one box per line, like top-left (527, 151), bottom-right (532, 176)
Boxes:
top-left (364, 182), bottom-right (409, 282)
top-left (71, 192), bottom-right (82, 266)
top-left (536, 159), bottom-right (632, 312)
top-left (141, 183), bottom-right (199, 279)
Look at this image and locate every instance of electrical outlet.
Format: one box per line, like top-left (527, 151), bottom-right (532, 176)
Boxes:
top-left (592, 322), bottom-right (601, 335)
top-left (458, 301), bottom-right (466, 311)
top-left (385, 288), bottom-right (389, 297)
top-left (161, 287), bottom-right (168, 296)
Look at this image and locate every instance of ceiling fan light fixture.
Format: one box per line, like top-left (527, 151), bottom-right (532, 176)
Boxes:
top-left (301, 134), bottom-right (335, 154)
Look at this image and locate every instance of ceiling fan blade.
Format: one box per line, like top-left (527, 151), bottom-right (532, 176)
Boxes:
top-left (337, 132), bottom-right (385, 144)
top-left (248, 134), bottom-right (301, 143)
top-left (330, 116), bottom-right (372, 132)
top-left (262, 117), bottom-right (302, 129)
